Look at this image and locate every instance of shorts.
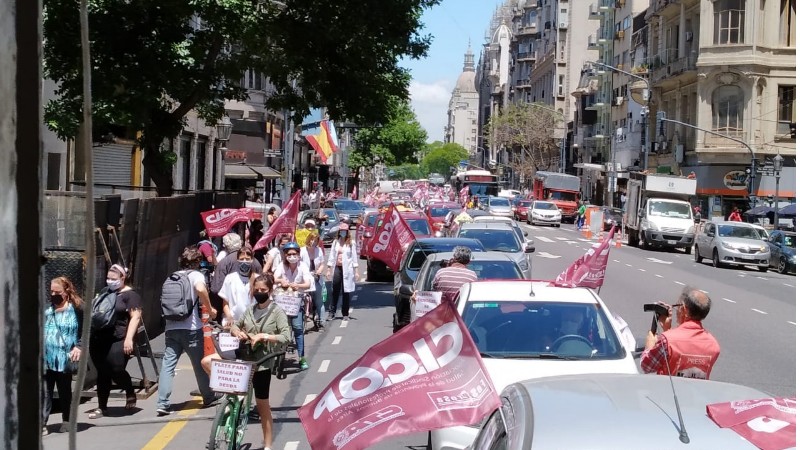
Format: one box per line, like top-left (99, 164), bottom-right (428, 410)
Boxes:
top-left (253, 369), bottom-right (272, 400)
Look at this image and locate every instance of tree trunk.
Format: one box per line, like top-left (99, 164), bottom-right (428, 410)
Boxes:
top-left (142, 141), bottom-right (174, 197)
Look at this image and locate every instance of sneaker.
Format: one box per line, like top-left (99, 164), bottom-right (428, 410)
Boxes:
top-left (42, 426), bottom-right (49, 437)
top-left (316, 320), bottom-right (324, 330)
top-left (326, 312), bottom-right (335, 321)
top-left (342, 316), bottom-right (350, 322)
top-left (299, 358), bottom-right (309, 371)
top-left (189, 389), bottom-right (201, 397)
top-left (202, 393), bottom-right (223, 408)
top-left (156, 406), bottom-right (173, 416)
top-left (59, 423), bottom-right (69, 433)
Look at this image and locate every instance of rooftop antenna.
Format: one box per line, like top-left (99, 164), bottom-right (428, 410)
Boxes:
top-left (651, 310), bottom-right (690, 444)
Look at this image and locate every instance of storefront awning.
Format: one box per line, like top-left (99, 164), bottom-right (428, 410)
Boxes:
top-left (225, 164), bottom-right (281, 180)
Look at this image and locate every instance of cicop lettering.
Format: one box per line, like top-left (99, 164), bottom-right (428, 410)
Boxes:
top-left (206, 209), bottom-right (235, 224)
top-left (313, 320), bottom-right (463, 420)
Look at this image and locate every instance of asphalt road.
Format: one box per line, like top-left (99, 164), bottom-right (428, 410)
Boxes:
top-left (44, 229), bottom-right (796, 450)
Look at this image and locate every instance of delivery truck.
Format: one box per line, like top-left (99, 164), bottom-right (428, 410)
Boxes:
top-left (531, 171), bottom-right (581, 223)
top-left (625, 172), bottom-right (697, 252)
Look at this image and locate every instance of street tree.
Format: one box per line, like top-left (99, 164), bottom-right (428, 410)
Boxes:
top-left (43, 0), bottom-right (440, 196)
top-left (486, 102), bottom-right (563, 183)
top-left (421, 141), bottom-right (468, 177)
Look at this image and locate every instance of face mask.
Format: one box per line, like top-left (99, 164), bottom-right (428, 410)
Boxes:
top-left (238, 261), bottom-right (252, 276)
top-left (286, 255), bottom-right (299, 264)
top-left (107, 279), bottom-right (122, 291)
top-left (50, 294), bottom-right (65, 306)
top-left (254, 292), bottom-right (270, 304)
top-left (560, 319), bottom-right (581, 335)
top-left (339, 231), bottom-right (348, 238)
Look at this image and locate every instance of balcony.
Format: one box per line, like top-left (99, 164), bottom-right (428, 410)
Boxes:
top-left (589, 4), bottom-right (602, 19)
top-left (517, 52), bottom-right (536, 62)
top-left (517, 24), bottom-right (538, 36)
top-left (648, 0), bottom-right (680, 18)
top-left (588, 35), bottom-right (599, 49)
top-left (649, 50), bottom-right (698, 85)
top-left (586, 96), bottom-right (611, 110)
top-left (516, 79), bottom-right (532, 88)
top-left (696, 130), bottom-right (750, 153)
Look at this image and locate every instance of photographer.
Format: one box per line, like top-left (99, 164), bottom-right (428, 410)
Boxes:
top-left (431, 246), bottom-right (477, 304)
top-left (640, 287), bottom-right (720, 380)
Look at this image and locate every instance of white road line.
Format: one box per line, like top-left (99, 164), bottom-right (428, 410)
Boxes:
top-left (332, 336), bottom-right (342, 345)
top-left (784, 283), bottom-right (794, 288)
top-left (674, 281), bottom-right (686, 285)
top-left (625, 264), bottom-right (632, 267)
top-left (639, 269), bottom-right (646, 272)
top-left (751, 308), bottom-right (767, 315)
top-left (284, 441), bottom-right (300, 450)
top-left (535, 236), bottom-right (556, 243)
top-left (302, 394), bottom-right (317, 406)
top-left (738, 274), bottom-right (745, 277)
top-left (756, 276), bottom-right (768, 281)
top-left (613, 259), bottom-right (620, 263)
top-left (722, 298), bottom-right (736, 303)
top-left (655, 274), bottom-right (664, 278)
top-left (701, 290), bottom-right (709, 294)
top-left (319, 360), bottom-right (330, 373)
top-left (789, 321), bottom-right (796, 326)
top-left (340, 320), bottom-right (349, 328)
top-left (556, 237), bottom-right (569, 241)
top-left (352, 295), bottom-right (358, 302)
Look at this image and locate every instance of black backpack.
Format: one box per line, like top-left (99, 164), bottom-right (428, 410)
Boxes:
top-left (160, 271), bottom-right (197, 321)
top-left (91, 288), bottom-right (118, 330)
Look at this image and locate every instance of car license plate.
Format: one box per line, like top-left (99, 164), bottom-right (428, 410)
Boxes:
top-left (740, 255), bottom-right (754, 260)
top-left (667, 240), bottom-right (677, 245)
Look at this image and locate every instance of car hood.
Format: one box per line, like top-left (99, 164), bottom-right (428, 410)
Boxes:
top-left (489, 206), bottom-right (512, 212)
top-left (531, 209), bottom-right (560, 215)
top-left (482, 357), bottom-right (638, 395)
top-left (720, 237), bottom-right (768, 249)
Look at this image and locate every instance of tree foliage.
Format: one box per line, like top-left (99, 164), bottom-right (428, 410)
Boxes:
top-left (421, 141), bottom-right (468, 176)
top-left (486, 102), bottom-right (563, 180)
top-left (348, 99), bottom-right (427, 173)
top-left (386, 163), bottom-right (427, 181)
top-left (43, 0), bottom-right (440, 195)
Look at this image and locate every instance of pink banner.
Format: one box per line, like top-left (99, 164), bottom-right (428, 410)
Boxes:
top-left (553, 225), bottom-right (615, 289)
top-left (364, 204), bottom-right (416, 272)
top-left (707, 397), bottom-right (796, 450)
top-left (200, 208), bottom-right (255, 237)
top-left (253, 191), bottom-right (302, 251)
top-left (298, 301), bottom-right (501, 450)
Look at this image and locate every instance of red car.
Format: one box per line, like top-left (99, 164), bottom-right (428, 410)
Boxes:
top-left (513, 199), bottom-right (532, 221)
top-left (424, 202), bottom-right (461, 235)
top-left (401, 211), bottom-right (433, 238)
top-left (357, 211), bottom-right (381, 259)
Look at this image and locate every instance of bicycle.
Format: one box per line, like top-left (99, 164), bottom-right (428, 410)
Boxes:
top-left (206, 322), bottom-right (286, 450)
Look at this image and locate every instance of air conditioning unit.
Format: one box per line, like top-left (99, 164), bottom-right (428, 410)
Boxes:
top-left (559, 22), bottom-right (567, 28)
top-left (616, 30), bottom-right (625, 40)
top-left (615, 96), bottom-right (625, 106)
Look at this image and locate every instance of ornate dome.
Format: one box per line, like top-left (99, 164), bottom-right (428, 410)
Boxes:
top-left (454, 46), bottom-right (477, 93)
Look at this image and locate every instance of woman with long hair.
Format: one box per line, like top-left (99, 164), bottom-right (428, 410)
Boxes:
top-left (326, 223), bottom-right (360, 321)
top-left (43, 276), bottom-right (83, 435)
top-left (274, 242), bottom-right (312, 370)
top-left (231, 273), bottom-right (290, 450)
top-left (87, 264), bottom-right (142, 419)
top-left (300, 231), bottom-right (327, 330)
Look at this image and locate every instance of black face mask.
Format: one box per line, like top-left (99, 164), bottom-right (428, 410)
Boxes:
top-left (238, 261), bottom-right (252, 276)
top-left (50, 294), bottom-right (64, 306)
top-left (254, 292), bottom-right (270, 304)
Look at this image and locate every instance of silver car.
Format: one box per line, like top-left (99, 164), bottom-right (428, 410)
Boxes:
top-left (486, 196), bottom-right (514, 218)
top-left (457, 223), bottom-right (536, 277)
top-left (468, 373), bottom-right (768, 450)
top-left (527, 201), bottom-right (562, 226)
top-left (694, 221), bottom-right (770, 271)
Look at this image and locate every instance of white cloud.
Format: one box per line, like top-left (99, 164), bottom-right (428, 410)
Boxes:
top-left (409, 79), bottom-right (453, 143)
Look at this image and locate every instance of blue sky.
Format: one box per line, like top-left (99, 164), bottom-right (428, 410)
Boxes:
top-left (402, 0), bottom-right (502, 143)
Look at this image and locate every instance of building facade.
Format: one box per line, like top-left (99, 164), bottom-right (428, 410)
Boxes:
top-left (445, 47), bottom-right (481, 157)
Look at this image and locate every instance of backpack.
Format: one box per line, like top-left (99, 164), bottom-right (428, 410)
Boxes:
top-left (91, 288), bottom-right (118, 330)
top-left (160, 271), bottom-right (197, 321)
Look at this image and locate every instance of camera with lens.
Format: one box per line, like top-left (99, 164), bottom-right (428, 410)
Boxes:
top-left (643, 303), bottom-right (669, 317)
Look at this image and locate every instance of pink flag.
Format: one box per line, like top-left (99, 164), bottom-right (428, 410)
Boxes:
top-left (707, 397), bottom-right (796, 450)
top-left (552, 225), bottom-right (615, 289)
top-left (253, 190), bottom-right (302, 251)
top-left (298, 300), bottom-right (501, 450)
top-left (200, 208), bottom-right (255, 237)
top-left (364, 204), bottom-right (416, 272)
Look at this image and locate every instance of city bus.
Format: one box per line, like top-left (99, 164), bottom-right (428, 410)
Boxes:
top-left (453, 169), bottom-right (500, 197)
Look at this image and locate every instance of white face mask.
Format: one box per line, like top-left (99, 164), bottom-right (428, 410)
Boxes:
top-left (286, 255), bottom-right (300, 264)
top-left (107, 279), bottom-right (123, 291)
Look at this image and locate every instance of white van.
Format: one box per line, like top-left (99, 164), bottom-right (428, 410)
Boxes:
top-left (498, 189), bottom-right (521, 199)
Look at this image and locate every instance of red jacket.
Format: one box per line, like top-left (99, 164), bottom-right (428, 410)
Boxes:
top-left (661, 320), bottom-right (720, 379)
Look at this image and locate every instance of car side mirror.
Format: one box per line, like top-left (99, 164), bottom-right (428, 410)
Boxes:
top-left (637, 209), bottom-right (644, 218)
top-left (399, 285), bottom-right (413, 297)
top-left (524, 242), bottom-right (536, 253)
top-left (524, 231), bottom-right (529, 237)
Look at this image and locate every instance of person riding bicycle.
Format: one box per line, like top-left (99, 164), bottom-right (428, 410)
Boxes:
top-left (223, 273), bottom-right (290, 450)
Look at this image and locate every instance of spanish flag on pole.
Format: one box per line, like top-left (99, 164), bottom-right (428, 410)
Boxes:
top-left (305, 120), bottom-right (339, 163)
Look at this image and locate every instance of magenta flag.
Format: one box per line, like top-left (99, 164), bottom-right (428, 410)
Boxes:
top-left (298, 300), bottom-right (501, 450)
top-left (364, 204), bottom-right (416, 272)
top-left (200, 208), bottom-right (255, 237)
top-left (253, 190), bottom-right (302, 251)
top-left (707, 397), bottom-right (796, 450)
top-left (552, 225), bottom-right (615, 289)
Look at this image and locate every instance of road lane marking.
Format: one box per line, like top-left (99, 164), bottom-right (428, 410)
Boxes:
top-left (284, 441), bottom-right (300, 450)
top-left (625, 264), bottom-right (632, 267)
top-left (613, 259), bottom-right (620, 263)
top-left (332, 336), bottom-right (342, 345)
top-left (647, 257), bottom-right (673, 264)
top-left (701, 290), bottom-right (709, 294)
top-left (655, 274), bottom-right (663, 278)
top-left (141, 400), bottom-right (203, 450)
top-left (722, 298), bottom-right (736, 303)
top-left (674, 281), bottom-right (686, 286)
top-left (535, 236), bottom-right (556, 243)
top-left (738, 274), bottom-right (745, 277)
top-left (340, 319), bottom-right (349, 328)
top-left (556, 237), bottom-right (569, 241)
top-left (639, 269), bottom-right (646, 272)
top-left (319, 360), bottom-right (331, 373)
top-left (536, 252), bottom-right (562, 259)
top-left (789, 321), bottom-right (796, 326)
top-left (784, 283), bottom-right (794, 287)
top-left (751, 308), bottom-right (767, 315)
top-left (756, 276), bottom-right (768, 280)
top-left (302, 394), bottom-right (317, 406)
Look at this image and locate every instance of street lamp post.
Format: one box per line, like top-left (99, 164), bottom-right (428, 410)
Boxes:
top-left (216, 115), bottom-right (232, 191)
top-left (773, 153), bottom-right (784, 228)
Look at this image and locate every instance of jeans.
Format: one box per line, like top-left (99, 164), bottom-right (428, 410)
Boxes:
top-left (311, 277), bottom-right (326, 321)
top-left (329, 266), bottom-right (351, 317)
top-left (576, 215), bottom-right (585, 229)
top-left (157, 329), bottom-right (215, 409)
top-left (43, 370), bottom-right (73, 424)
top-left (290, 310), bottom-right (305, 357)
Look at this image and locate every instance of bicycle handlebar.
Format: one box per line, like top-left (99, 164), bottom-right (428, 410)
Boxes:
top-left (208, 320), bottom-right (286, 365)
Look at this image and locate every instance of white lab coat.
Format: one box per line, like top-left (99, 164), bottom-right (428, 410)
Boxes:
top-left (327, 239), bottom-right (358, 293)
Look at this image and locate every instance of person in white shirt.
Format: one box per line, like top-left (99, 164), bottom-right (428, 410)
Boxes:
top-left (300, 231), bottom-right (327, 330)
top-left (273, 242), bottom-right (312, 370)
top-left (219, 248), bottom-right (257, 327)
top-left (326, 224), bottom-right (359, 321)
top-left (263, 234), bottom-right (291, 274)
top-left (309, 190), bottom-right (319, 210)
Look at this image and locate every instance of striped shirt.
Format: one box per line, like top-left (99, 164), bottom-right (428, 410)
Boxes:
top-left (432, 264), bottom-right (478, 304)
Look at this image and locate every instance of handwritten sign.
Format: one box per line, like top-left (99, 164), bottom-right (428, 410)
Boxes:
top-left (274, 292), bottom-right (303, 316)
top-left (210, 360), bottom-right (254, 394)
top-left (217, 333), bottom-right (240, 353)
top-left (413, 291), bottom-right (442, 320)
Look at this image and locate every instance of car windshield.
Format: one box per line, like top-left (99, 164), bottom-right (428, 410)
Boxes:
top-left (406, 241), bottom-right (485, 272)
top-left (423, 260), bottom-right (523, 290)
top-left (549, 191), bottom-right (576, 201)
top-left (462, 301), bottom-right (624, 359)
top-left (366, 214), bottom-right (378, 227)
top-left (533, 202), bottom-right (558, 210)
top-left (459, 229), bottom-right (521, 252)
top-left (648, 201), bottom-right (691, 219)
top-left (334, 200), bottom-right (361, 211)
top-left (718, 225), bottom-right (759, 239)
top-left (430, 207), bottom-right (458, 217)
top-left (489, 198), bottom-right (510, 207)
top-left (406, 219), bottom-right (432, 236)
top-left (517, 200), bottom-right (532, 207)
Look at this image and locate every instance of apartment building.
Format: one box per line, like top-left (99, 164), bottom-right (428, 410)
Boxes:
top-left (445, 47), bottom-right (481, 158)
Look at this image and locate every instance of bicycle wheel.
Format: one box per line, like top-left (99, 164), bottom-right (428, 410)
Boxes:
top-left (208, 396), bottom-right (236, 450)
top-left (234, 391), bottom-right (253, 444)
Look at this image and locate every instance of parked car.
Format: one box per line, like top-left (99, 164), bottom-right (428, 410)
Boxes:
top-left (471, 215), bottom-right (529, 245)
top-left (297, 208), bottom-right (340, 246)
top-left (457, 223), bottom-right (535, 277)
top-left (357, 211), bottom-right (381, 259)
top-left (694, 221), bottom-right (770, 271)
top-left (527, 200), bottom-right (562, 227)
top-left (767, 230), bottom-right (796, 274)
top-left (466, 374), bottom-right (769, 450)
top-left (413, 252), bottom-right (525, 294)
top-left (431, 280), bottom-right (639, 450)
top-left (392, 238), bottom-right (485, 332)
top-left (485, 196), bottom-right (514, 218)
top-left (602, 206), bottom-right (624, 231)
top-left (425, 202), bottom-right (462, 235)
top-left (752, 223), bottom-right (770, 241)
top-left (512, 199), bottom-right (532, 221)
